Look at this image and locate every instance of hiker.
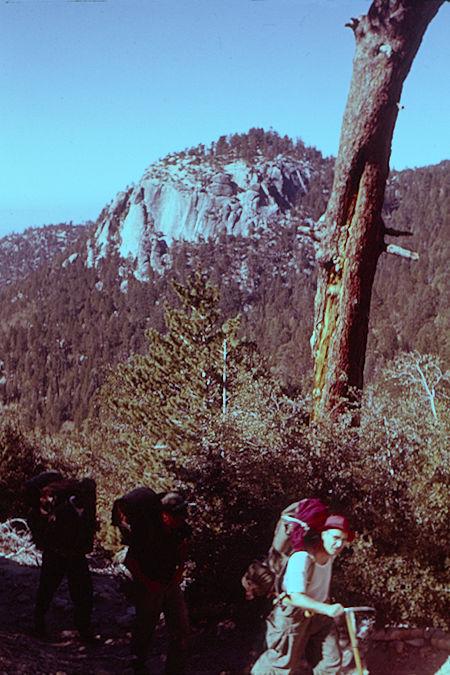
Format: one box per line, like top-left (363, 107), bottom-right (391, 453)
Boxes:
top-left (112, 488), bottom-right (191, 675)
top-left (251, 499), bottom-right (355, 675)
top-left (23, 471), bottom-right (97, 641)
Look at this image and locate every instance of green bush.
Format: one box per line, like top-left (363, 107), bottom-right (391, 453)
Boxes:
top-left (0, 414), bottom-right (45, 521)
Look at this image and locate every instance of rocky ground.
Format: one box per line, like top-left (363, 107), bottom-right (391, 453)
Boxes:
top-left (0, 521), bottom-right (449, 675)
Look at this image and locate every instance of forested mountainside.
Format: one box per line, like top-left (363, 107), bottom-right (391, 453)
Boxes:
top-left (0, 129), bottom-right (448, 431)
top-left (0, 223), bottom-right (88, 288)
top-left (367, 160), bottom-right (450, 377)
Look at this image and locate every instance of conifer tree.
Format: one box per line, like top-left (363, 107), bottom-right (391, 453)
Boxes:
top-left (101, 267), bottom-right (242, 456)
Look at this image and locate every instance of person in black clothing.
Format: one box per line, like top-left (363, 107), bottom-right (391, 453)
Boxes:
top-left (23, 472), bottom-right (96, 641)
top-left (112, 488), bottom-right (191, 675)
top-left (34, 546), bottom-right (93, 639)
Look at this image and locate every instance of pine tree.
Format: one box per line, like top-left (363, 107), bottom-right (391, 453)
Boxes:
top-left (101, 267), bottom-right (242, 456)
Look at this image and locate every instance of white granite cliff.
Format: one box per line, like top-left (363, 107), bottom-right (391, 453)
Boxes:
top-left (86, 153), bottom-right (312, 279)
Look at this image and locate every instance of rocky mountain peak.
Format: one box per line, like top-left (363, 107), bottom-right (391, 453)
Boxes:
top-left (86, 151), bottom-right (315, 279)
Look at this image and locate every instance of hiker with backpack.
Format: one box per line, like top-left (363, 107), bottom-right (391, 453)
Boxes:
top-left (112, 487), bottom-right (191, 675)
top-left (22, 471), bottom-right (97, 641)
top-left (251, 498), bottom-right (355, 675)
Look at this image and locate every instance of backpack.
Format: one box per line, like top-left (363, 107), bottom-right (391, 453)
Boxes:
top-left (112, 487), bottom-right (191, 584)
top-left (111, 487), bottom-right (163, 547)
top-left (241, 498), bottom-right (329, 600)
top-left (23, 472), bottom-right (97, 555)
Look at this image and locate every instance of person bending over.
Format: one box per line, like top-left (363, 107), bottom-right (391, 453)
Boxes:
top-left (252, 500), bottom-right (354, 675)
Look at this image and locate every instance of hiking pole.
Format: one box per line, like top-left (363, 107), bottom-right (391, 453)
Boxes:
top-left (344, 607), bottom-right (375, 675)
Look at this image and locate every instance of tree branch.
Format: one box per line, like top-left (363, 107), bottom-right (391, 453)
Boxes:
top-left (345, 17), bottom-right (360, 33)
top-left (385, 243), bottom-right (418, 260)
top-left (381, 216), bottom-right (413, 238)
top-left (384, 227), bottom-right (413, 237)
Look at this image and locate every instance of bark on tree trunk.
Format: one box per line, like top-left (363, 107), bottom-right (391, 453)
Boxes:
top-left (311, 0), bottom-right (444, 424)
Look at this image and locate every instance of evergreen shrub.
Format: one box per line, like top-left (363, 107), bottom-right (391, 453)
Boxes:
top-left (0, 414), bottom-right (45, 521)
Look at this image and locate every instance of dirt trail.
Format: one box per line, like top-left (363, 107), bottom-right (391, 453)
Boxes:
top-left (0, 554), bottom-right (260, 674)
top-left (0, 554), bottom-right (449, 675)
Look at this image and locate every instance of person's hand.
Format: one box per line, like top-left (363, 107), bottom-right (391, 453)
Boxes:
top-left (326, 603), bottom-right (345, 618)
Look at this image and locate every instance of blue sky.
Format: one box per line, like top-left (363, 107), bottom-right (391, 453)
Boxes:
top-left (1, 0), bottom-right (449, 237)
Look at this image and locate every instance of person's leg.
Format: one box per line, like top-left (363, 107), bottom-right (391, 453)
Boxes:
top-left (162, 584), bottom-right (190, 675)
top-left (251, 603), bottom-right (312, 675)
top-left (34, 550), bottom-right (66, 636)
top-left (66, 555), bottom-right (93, 637)
top-left (307, 616), bottom-right (342, 675)
top-left (131, 580), bottom-right (165, 673)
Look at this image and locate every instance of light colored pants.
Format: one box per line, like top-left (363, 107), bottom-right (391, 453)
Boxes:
top-left (251, 602), bottom-right (342, 675)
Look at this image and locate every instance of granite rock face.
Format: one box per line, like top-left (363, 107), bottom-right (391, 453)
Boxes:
top-left (86, 154), bottom-right (312, 278)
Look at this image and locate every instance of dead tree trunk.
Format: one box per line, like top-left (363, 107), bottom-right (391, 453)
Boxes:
top-left (311, 0), bottom-right (444, 424)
